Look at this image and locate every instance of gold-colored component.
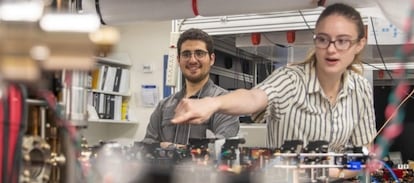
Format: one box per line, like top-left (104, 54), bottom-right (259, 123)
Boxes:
top-left (31, 106), bottom-right (40, 136)
top-left (21, 136), bottom-right (52, 183)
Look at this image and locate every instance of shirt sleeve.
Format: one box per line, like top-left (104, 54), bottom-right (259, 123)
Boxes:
top-left (252, 67), bottom-right (297, 123)
top-left (350, 78), bottom-right (377, 146)
top-left (142, 102), bottom-right (163, 143)
top-left (210, 113), bottom-right (240, 138)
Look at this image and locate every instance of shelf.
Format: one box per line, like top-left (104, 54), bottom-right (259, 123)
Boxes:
top-left (89, 53), bottom-right (132, 127)
top-left (89, 89), bottom-right (131, 97)
top-left (94, 55), bottom-right (132, 67)
top-left (240, 123), bottom-right (266, 129)
top-left (88, 119), bottom-right (138, 124)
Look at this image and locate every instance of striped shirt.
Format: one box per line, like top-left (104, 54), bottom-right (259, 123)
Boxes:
top-left (252, 62), bottom-right (377, 152)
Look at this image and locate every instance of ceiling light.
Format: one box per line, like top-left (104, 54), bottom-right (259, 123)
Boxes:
top-left (0, 1), bottom-right (44, 22)
top-left (40, 13), bottom-right (100, 33)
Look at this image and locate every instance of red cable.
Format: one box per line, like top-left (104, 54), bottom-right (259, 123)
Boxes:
top-left (7, 84), bottom-right (22, 183)
top-left (0, 96), bottom-right (4, 183)
top-left (192, 0), bottom-right (199, 16)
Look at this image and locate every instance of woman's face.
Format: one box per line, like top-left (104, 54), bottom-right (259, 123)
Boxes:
top-left (314, 14), bottom-right (366, 77)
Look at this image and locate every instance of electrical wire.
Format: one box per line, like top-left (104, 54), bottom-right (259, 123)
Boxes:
top-left (373, 88), bottom-right (414, 140)
top-left (370, 176), bottom-right (379, 183)
top-left (369, 17), bottom-right (394, 80)
top-left (0, 83), bottom-right (28, 183)
top-left (186, 124), bottom-right (191, 145)
top-left (261, 33), bottom-right (289, 48)
top-left (177, 18), bottom-right (187, 32)
top-left (95, 0), bottom-right (106, 25)
top-left (379, 159), bottom-right (400, 183)
top-left (11, 84), bottom-right (27, 183)
top-left (298, 10), bottom-right (314, 32)
top-left (361, 61), bottom-right (390, 71)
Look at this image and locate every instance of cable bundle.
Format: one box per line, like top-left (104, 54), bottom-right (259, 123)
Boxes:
top-left (0, 84), bottom-right (27, 183)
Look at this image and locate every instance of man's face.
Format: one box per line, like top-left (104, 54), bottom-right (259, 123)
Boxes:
top-left (178, 40), bottom-right (215, 83)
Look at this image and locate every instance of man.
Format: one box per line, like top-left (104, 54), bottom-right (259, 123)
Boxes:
top-left (142, 28), bottom-right (239, 148)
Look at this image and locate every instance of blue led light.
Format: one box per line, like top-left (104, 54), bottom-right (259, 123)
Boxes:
top-left (348, 161), bottom-right (362, 170)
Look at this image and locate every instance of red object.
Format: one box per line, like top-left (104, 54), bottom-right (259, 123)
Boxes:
top-left (383, 169), bottom-right (405, 181)
top-left (251, 33), bottom-right (261, 45)
top-left (0, 84), bottom-right (23, 183)
top-left (364, 25), bottom-right (368, 39)
top-left (218, 164), bottom-right (230, 171)
top-left (191, 148), bottom-right (201, 155)
top-left (0, 94), bottom-right (4, 183)
top-left (378, 70), bottom-right (384, 79)
top-left (8, 84), bottom-right (23, 183)
top-left (192, 0), bottom-right (199, 16)
top-left (286, 30), bottom-right (296, 44)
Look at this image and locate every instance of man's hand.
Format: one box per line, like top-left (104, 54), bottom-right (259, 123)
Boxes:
top-left (171, 97), bottom-right (218, 124)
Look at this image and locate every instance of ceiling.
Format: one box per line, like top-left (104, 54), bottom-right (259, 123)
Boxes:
top-left (174, 1), bottom-right (414, 69)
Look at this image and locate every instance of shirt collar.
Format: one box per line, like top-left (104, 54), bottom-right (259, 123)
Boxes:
top-left (175, 79), bottom-right (214, 99)
top-left (304, 61), bottom-right (355, 95)
top-left (305, 62), bottom-right (320, 94)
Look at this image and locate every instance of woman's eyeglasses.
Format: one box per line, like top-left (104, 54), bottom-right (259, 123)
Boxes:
top-left (180, 50), bottom-right (209, 60)
top-left (313, 34), bottom-right (358, 51)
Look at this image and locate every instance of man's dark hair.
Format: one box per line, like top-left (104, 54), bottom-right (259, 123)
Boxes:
top-left (176, 28), bottom-right (214, 56)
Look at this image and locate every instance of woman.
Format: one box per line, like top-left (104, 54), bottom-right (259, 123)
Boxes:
top-left (172, 3), bottom-right (376, 179)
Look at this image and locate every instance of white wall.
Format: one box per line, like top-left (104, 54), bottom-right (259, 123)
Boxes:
top-left (82, 21), bottom-right (171, 146)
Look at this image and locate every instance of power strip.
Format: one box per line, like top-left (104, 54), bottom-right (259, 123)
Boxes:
top-left (165, 32), bottom-right (181, 87)
top-left (169, 32), bottom-right (181, 47)
top-left (166, 47), bottom-right (178, 86)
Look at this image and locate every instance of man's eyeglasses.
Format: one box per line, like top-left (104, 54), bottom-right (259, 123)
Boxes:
top-left (313, 34), bottom-right (358, 51)
top-left (180, 50), bottom-right (209, 60)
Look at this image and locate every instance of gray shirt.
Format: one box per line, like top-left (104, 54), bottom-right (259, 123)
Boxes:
top-left (142, 79), bottom-right (240, 145)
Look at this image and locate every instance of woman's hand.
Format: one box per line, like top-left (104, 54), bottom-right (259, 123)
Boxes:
top-left (171, 97), bottom-right (219, 124)
top-left (160, 142), bottom-right (186, 149)
top-left (329, 168), bottom-right (359, 179)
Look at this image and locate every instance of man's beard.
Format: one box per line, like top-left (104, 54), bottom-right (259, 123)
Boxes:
top-left (184, 72), bottom-right (208, 83)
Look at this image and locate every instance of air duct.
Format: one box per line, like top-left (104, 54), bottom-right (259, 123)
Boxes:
top-left (82, 0), bottom-right (378, 25)
top-left (84, 0), bottom-right (323, 25)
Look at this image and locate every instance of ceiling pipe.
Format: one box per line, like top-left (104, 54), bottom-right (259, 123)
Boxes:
top-left (92, 0), bottom-right (316, 25)
top-left (81, 0), bottom-right (377, 25)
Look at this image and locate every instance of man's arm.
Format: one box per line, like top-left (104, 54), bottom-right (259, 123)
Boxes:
top-left (172, 88), bottom-right (268, 124)
top-left (142, 103), bottom-right (163, 143)
top-left (210, 112), bottom-right (240, 138)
